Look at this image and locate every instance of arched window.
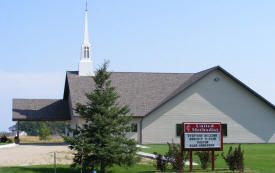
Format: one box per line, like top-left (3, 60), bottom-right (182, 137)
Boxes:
top-left (84, 47), bottom-right (86, 58)
top-left (86, 47), bottom-right (89, 58)
top-left (84, 46), bottom-right (89, 59)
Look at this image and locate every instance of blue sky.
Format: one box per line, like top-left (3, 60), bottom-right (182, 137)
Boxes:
top-left (0, 0), bottom-right (274, 131)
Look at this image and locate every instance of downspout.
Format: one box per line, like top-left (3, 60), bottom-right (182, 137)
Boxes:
top-left (139, 118), bottom-right (143, 144)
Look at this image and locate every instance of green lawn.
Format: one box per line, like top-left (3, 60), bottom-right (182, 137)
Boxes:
top-left (140, 144), bottom-right (275, 173)
top-left (0, 165), bottom-right (78, 173)
top-left (0, 164), bottom-right (155, 173)
top-left (1, 144), bottom-right (274, 173)
top-left (0, 164), bottom-right (258, 173)
top-left (0, 143), bottom-right (10, 146)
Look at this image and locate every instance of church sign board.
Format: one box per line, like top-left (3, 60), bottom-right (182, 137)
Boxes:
top-left (181, 122), bottom-right (223, 172)
top-left (181, 122), bottom-right (223, 151)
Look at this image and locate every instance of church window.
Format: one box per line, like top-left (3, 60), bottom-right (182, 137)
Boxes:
top-left (222, 124), bottom-right (227, 137)
top-left (131, 123), bottom-right (138, 132)
top-left (176, 124), bottom-right (182, 137)
top-left (84, 47), bottom-right (86, 58)
top-left (86, 47), bottom-right (89, 58)
top-left (84, 46), bottom-right (89, 58)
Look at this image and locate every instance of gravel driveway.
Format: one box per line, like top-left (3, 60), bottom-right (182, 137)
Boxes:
top-left (0, 144), bottom-right (74, 166)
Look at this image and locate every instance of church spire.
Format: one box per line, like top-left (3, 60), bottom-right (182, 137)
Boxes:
top-left (83, 0), bottom-right (89, 44)
top-left (85, 0), bottom-right (88, 11)
top-left (79, 0), bottom-right (94, 76)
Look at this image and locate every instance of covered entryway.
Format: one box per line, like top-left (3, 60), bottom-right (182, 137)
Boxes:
top-left (12, 99), bottom-right (71, 143)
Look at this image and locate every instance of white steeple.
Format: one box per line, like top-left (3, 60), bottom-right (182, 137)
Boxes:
top-left (79, 0), bottom-right (94, 76)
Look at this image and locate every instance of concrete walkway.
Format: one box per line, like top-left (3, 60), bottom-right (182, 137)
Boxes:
top-left (0, 143), bottom-right (18, 149)
top-left (137, 151), bottom-right (198, 166)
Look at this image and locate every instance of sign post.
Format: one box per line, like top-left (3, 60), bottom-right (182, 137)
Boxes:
top-left (181, 122), bottom-right (223, 172)
top-left (212, 150), bottom-right (215, 171)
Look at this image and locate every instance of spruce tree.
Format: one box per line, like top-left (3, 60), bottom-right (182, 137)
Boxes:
top-left (64, 62), bottom-right (138, 173)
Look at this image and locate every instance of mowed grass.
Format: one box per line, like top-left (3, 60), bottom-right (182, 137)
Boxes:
top-left (140, 144), bottom-right (275, 173)
top-left (0, 144), bottom-right (274, 173)
top-left (0, 165), bottom-right (78, 173)
top-left (0, 143), bottom-right (9, 146)
top-left (0, 164), bottom-right (155, 173)
top-left (0, 164), bottom-right (258, 173)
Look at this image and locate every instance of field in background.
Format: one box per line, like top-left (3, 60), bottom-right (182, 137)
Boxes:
top-left (141, 144), bottom-right (275, 173)
top-left (17, 136), bottom-right (64, 143)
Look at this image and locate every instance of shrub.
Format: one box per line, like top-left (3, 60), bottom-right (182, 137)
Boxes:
top-left (153, 152), bottom-right (167, 172)
top-left (0, 135), bottom-right (12, 143)
top-left (14, 136), bottom-right (20, 144)
top-left (165, 142), bottom-right (189, 173)
top-left (195, 151), bottom-right (219, 170)
top-left (221, 144), bottom-right (244, 172)
top-left (39, 123), bottom-right (51, 140)
top-left (195, 151), bottom-right (210, 170)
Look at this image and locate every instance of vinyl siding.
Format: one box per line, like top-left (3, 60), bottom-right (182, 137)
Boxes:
top-left (142, 70), bottom-right (275, 144)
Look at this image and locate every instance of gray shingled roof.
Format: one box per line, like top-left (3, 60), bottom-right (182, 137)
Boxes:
top-left (65, 66), bottom-right (275, 118)
top-left (13, 66), bottom-right (274, 121)
top-left (65, 71), bottom-right (194, 117)
top-left (13, 99), bottom-right (70, 121)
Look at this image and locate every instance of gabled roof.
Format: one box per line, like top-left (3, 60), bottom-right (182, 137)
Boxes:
top-left (65, 71), bottom-right (193, 117)
top-left (65, 66), bottom-right (275, 118)
top-left (12, 66), bottom-right (274, 122)
top-left (13, 99), bottom-right (70, 121)
top-left (144, 66), bottom-right (275, 116)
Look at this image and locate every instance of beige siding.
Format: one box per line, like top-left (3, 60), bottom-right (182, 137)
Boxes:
top-left (142, 70), bottom-right (275, 144)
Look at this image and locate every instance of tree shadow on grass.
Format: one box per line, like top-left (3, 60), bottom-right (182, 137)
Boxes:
top-left (2, 167), bottom-right (78, 173)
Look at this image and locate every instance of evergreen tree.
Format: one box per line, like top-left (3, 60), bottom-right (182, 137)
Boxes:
top-left (39, 122), bottom-right (51, 140)
top-left (64, 62), bottom-right (138, 173)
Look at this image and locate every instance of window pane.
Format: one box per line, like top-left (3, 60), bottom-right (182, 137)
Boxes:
top-left (131, 123), bottom-right (137, 132)
top-left (176, 124), bottom-right (182, 136)
top-left (222, 124), bottom-right (227, 137)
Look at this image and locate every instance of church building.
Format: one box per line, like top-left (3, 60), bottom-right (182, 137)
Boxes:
top-left (12, 4), bottom-right (275, 144)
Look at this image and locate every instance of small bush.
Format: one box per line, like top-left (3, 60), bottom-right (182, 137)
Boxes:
top-left (153, 152), bottom-right (167, 172)
top-left (165, 142), bottom-right (189, 173)
top-left (39, 123), bottom-right (51, 140)
top-left (195, 151), bottom-right (210, 170)
top-left (221, 144), bottom-right (244, 172)
top-left (14, 136), bottom-right (20, 144)
top-left (195, 151), bottom-right (219, 170)
top-left (0, 135), bottom-right (12, 143)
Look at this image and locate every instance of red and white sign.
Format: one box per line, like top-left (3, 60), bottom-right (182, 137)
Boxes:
top-left (182, 122), bottom-right (222, 150)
